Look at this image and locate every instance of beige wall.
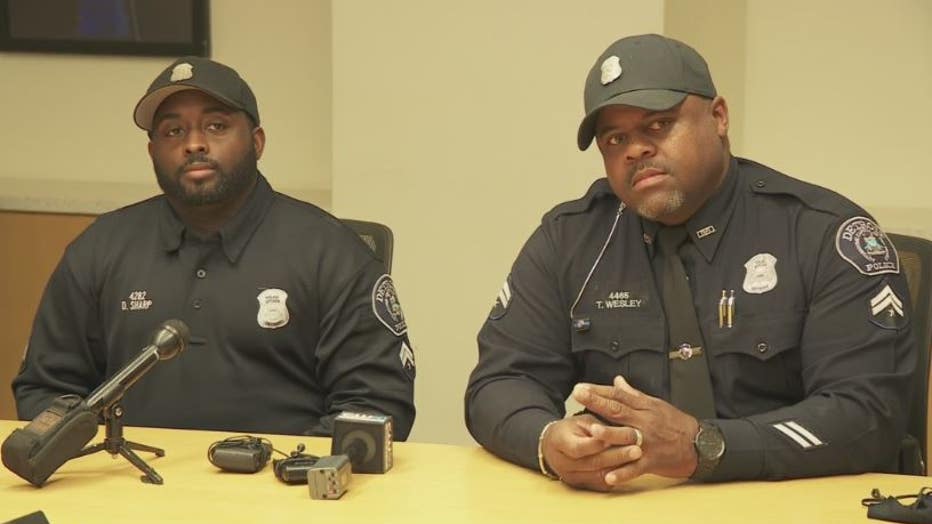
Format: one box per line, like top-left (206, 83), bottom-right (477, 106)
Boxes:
top-left (0, 0), bottom-right (332, 204)
top-left (740, 0), bottom-right (932, 238)
top-left (331, 0), bottom-right (665, 444)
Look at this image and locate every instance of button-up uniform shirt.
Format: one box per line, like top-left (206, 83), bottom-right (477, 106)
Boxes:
top-left (466, 157), bottom-right (916, 480)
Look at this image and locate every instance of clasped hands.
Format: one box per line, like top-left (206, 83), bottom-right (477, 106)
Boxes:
top-left (540, 375), bottom-right (699, 492)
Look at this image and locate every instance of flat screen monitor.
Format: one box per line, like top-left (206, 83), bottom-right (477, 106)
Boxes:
top-left (0, 0), bottom-right (209, 57)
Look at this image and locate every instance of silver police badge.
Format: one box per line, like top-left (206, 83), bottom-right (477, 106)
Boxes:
top-left (372, 275), bottom-right (407, 336)
top-left (742, 253), bottom-right (778, 294)
top-left (170, 62), bottom-right (194, 82)
top-left (257, 288), bottom-right (290, 329)
top-left (835, 216), bottom-right (899, 276)
top-left (600, 56), bottom-right (622, 85)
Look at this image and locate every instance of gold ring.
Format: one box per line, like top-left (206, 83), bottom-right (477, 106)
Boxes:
top-left (633, 427), bottom-right (643, 447)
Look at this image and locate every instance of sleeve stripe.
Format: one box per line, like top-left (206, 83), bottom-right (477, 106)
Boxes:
top-left (785, 421), bottom-right (824, 446)
top-left (773, 423), bottom-right (813, 448)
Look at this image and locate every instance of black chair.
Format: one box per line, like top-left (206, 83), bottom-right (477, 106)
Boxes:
top-left (342, 219), bottom-right (395, 273)
top-left (888, 232), bottom-right (932, 475)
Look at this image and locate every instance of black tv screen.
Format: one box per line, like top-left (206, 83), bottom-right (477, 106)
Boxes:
top-left (0, 0), bottom-right (210, 57)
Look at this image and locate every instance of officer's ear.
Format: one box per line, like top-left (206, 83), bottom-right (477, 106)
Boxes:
top-left (252, 126), bottom-right (266, 161)
top-left (711, 96), bottom-right (729, 138)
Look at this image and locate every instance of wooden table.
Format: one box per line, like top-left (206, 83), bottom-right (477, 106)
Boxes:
top-left (0, 420), bottom-right (924, 523)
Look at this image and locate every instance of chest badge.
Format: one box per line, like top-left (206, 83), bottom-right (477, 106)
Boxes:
top-left (257, 288), bottom-right (290, 329)
top-left (743, 253), bottom-right (778, 294)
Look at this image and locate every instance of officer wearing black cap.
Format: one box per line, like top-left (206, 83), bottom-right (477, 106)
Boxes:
top-left (465, 34), bottom-right (916, 490)
top-left (14, 56), bottom-right (417, 439)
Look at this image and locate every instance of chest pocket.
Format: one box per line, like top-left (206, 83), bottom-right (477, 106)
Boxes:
top-left (707, 310), bottom-right (806, 407)
top-left (570, 310), bottom-right (666, 396)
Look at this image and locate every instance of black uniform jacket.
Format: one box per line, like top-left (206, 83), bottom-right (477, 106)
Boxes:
top-left (14, 174), bottom-right (416, 440)
top-left (466, 157), bottom-right (916, 480)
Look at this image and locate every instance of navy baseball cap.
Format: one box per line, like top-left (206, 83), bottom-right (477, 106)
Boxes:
top-left (133, 56), bottom-right (260, 131)
top-left (577, 34), bottom-right (716, 150)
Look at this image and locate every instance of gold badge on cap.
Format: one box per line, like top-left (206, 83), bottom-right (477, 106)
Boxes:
top-left (600, 56), bottom-right (622, 85)
top-left (170, 63), bottom-right (194, 82)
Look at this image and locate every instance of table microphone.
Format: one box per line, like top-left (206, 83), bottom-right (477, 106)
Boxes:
top-left (1, 320), bottom-right (190, 486)
top-left (85, 319), bottom-right (190, 412)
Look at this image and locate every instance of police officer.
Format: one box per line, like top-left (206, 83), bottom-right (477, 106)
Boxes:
top-left (13, 57), bottom-right (416, 439)
top-left (465, 34), bottom-right (916, 490)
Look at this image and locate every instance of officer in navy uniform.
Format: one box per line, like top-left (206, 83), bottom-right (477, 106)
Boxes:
top-left (465, 34), bottom-right (916, 491)
top-left (13, 57), bottom-right (416, 440)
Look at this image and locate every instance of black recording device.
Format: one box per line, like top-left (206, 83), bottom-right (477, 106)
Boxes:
top-left (273, 443), bottom-right (320, 484)
top-left (208, 436), bottom-right (274, 473)
top-left (331, 411), bottom-right (393, 474)
top-left (1, 320), bottom-right (190, 487)
top-left (1, 395), bottom-right (98, 487)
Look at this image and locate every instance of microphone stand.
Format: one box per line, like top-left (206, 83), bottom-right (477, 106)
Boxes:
top-left (73, 403), bottom-right (165, 484)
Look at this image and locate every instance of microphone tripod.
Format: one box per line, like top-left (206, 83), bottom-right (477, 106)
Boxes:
top-left (73, 402), bottom-right (165, 484)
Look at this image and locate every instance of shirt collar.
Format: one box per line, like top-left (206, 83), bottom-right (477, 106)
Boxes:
top-left (157, 173), bottom-right (276, 263)
top-left (641, 156), bottom-right (740, 262)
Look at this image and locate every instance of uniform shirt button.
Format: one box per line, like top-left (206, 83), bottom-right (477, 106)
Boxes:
top-left (193, 299), bottom-right (202, 309)
top-left (610, 340), bottom-right (620, 353)
top-left (757, 342), bottom-right (769, 353)
top-left (755, 179), bottom-right (766, 188)
top-left (196, 268), bottom-right (207, 279)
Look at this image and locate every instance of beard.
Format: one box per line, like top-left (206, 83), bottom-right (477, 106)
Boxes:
top-left (623, 160), bottom-right (686, 221)
top-left (154, 147), bottom-right (258, 207)
top-left (635, 189), bottom-right (686, 221)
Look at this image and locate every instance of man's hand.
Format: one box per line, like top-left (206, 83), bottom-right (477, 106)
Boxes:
top-left (540, 413), bottom-right (644, 492)
top-left (573, 375), bottom-right (700, 486)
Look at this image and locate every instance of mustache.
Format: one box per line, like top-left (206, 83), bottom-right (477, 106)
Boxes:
top-left (627, 161), bottom-right (670, 182)
top-left (177, 154), bottom-right (219, 174)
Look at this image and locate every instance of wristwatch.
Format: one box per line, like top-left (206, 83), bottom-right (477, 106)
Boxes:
top-left (692, 421), bottom-right (725, 480)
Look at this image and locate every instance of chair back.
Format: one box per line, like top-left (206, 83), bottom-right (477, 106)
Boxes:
top-left (888, 232), bottom-right (932, 474)
top-left (341, 219), bottom-right (394, 273)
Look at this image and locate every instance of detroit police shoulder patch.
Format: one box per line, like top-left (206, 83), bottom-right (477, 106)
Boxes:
top-left (835, 216), bottom-right (899, 276)
top-left (372, 274), bottom-right (407, 336)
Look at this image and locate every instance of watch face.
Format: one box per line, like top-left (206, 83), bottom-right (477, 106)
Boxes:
top-left (697, 425), bottom-right (725, 460)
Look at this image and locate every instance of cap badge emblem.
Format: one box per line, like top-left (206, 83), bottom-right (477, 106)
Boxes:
top-left (170, 63), bottom-right (194, 82)
top-left (600, 56), bottom-right (622, 85)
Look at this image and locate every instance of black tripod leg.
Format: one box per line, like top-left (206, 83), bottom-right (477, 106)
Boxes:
top-left (124, 440), bottom-right (165, 457)
top-left (119, 446), bottom-right (164, 485)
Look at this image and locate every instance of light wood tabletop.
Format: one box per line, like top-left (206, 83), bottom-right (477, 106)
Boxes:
top-left (0, 419), bottom-right (926, 523)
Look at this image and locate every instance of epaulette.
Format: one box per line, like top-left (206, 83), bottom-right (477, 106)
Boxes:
top-left (740, 158), bottom-right (862, 217)
top-left (543, 178), bottom-right (617, 222)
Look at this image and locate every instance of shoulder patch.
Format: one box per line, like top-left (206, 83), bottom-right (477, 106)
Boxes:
top-left (372, 275), bottom-right (407, 336)
top-left (488, 275), bottom-right (513, 320)
top-left (835, 217), bottom-right (899, 276)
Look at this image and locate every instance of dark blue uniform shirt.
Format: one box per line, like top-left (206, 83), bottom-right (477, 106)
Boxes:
top-left (466, 157), bottom-right (916, 480)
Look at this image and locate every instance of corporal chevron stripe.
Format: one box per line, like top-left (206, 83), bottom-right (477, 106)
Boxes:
top-left (870, 285), bottom-right (904, 317)
top-left (772, 421), bottom-right (824, 449)
top-left (498, 281), bottom-right (512, 308)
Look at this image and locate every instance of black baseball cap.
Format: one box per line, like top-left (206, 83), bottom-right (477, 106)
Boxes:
top-left (133, 56), bottom-right (260, 131)
top-left (577, 34), bottom-right (716, 150)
